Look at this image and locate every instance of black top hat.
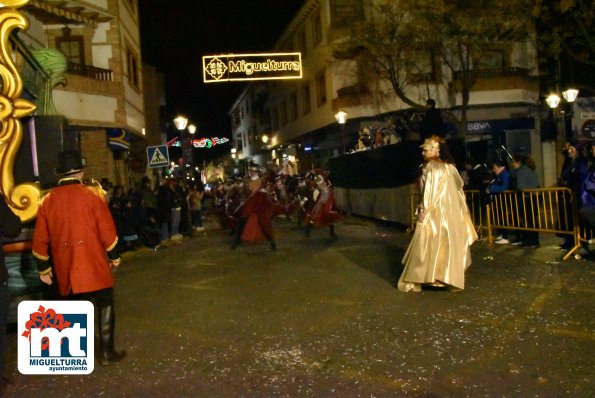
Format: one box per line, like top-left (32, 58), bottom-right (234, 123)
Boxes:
top-left (55, 150), bottom-right (86, 175)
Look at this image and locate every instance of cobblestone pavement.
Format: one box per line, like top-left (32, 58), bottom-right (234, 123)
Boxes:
top-left (4, 215), bottom-right (594, 397)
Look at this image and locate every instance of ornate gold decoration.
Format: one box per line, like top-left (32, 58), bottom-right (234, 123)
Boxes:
top-left (0, 1), bottom-right (31, 8)
top-left (0, 1), bottom-right (40, 222)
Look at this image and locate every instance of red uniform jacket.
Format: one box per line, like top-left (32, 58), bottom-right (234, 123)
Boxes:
top-left (32, 180), bottom-right (119, 296)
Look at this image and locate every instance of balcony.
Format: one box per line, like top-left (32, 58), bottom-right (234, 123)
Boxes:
top-left (332, 84), bottom-right (372, 109)
top-left (67, 62), bottom-right (113, 81)
top-left (451, 67), bottom-right (538, 92)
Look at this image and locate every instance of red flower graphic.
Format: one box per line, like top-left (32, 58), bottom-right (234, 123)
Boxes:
top-left (21, 305), bottom-right (72, 350)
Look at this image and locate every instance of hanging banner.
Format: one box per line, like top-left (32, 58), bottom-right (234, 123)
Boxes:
top-left (106, 128), bottom-right (130, 151)
top-left (203, 52), bottom-right (302, 83)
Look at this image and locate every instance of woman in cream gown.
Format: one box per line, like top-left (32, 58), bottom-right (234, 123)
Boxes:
top-left (399, 136), bottom-right (478, 292)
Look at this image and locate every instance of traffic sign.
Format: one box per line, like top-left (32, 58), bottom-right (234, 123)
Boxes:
top-left (146, 145), bottom-right (169, 168)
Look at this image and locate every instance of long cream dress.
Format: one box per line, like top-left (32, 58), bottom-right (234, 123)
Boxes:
top-left (399, 159), bottom-right (478, 292)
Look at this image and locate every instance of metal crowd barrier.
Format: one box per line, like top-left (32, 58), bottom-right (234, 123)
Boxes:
top-left (574, 208), bottom-right (595, 259)
top-left (409, 187), bottom-right (588, 260)
top-left (408, 190), bottom-right (484, 238)
top-left (486, 187), bottom-right (579, 259)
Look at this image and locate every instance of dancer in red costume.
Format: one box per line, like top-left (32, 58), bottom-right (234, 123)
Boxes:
top-left (230, 176), bottom-right (277, 251)
top-left (305, 173), bottom-right (340, 238)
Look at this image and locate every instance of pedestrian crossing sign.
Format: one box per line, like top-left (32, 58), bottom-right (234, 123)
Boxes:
top-left (146, 145), bottom-right (169, 168)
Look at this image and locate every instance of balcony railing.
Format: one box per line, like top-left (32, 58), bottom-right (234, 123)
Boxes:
top-left (337, 84), bottom-right (369, 97)
top-left (67, 62), bottom-right (113, 81)
top-left (453, 67), bottom-right (529, 80)
top-left (333, 84), bottom-right (372, 109)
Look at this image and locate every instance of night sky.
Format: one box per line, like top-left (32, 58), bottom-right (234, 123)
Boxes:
top-left (139, 0), bottom-right (305, 159)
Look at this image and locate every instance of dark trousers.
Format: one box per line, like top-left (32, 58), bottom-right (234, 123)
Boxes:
top-left (69, 287), bottom-right (114, 307)
top-left (191, 209), bottom-right (203, 228)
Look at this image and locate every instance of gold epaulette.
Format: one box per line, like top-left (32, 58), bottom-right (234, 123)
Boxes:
top-left (85, 179), bottom-right (107, 201)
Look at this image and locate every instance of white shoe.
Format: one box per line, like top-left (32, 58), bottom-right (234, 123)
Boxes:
top-left (495, 238), bottom-right (509, 244)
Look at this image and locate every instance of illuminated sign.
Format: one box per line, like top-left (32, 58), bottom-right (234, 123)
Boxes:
top-left (167, 137), bottom-right (229, 148)
top-left (203, 52), bottom-right (302, 83)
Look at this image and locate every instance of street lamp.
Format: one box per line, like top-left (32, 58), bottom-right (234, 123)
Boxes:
top-left (562, 88), bottom-right (579, 103)
top-left (173, 114), bottom-right (188, 130)
top-left (545, 94), bottom-right (561, 109)
top-left (335, 110), bottom-right (348, 125)
top-left (545, 88), bottom-right (580, 181)
top-left (261, 134), bottom-right (269, 144)
top-left (174, 115), bottom-right (194, 167)
top-left (334, 110), bottom-right (348, 154)
top-left (546, 88), bottom-right (580, 109)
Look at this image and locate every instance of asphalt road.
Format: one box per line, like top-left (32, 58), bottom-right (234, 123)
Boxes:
top-left (4, 215), bottom-right (594, 397)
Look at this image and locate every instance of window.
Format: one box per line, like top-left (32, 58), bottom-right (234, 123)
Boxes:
top-left (126, 48), bottom-right (141, 90)
top-left (248, 128), bottom-right (255, 146)
top-left (410, 51), bottom-right (436, 82)
top-left (316, 71), bottom-right (327, 106)
top-left (297, 28), bottom-right (307, 56)
top-left (289, 91), bottom-right (298, 122)
top-left (312, 9), bottom-right (322, 46)
top-left (56, 36), bottom-right (84, 66)
top-left (302, 83), bottom-right (311, 115)
top-left (232, 109), bottom-right (241, 129)
top-left (478, 51), bottom-right (504, 70)
top-left (331, 0), bottom-right (363, 27)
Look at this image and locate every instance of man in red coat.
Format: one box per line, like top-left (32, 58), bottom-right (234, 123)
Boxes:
top-left (32, 151), bottom-right (125, 366)
top-left (230, 176), bottom-right (277, 251)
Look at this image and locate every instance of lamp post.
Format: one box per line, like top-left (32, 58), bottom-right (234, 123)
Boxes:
top-left (335, 110), bottom-right (348, 155)
top-left (174, 115), bottom-right (194, 168)
top-left (545, 87), bottom-right (579, 181)
top-left (546, 87), bottom-right (579, 140)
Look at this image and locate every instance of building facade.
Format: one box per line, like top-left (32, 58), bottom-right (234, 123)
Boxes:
top-left (14, 0), bottom-right (150, 189)
top-left (229, 0), bottom-right (561, 187)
